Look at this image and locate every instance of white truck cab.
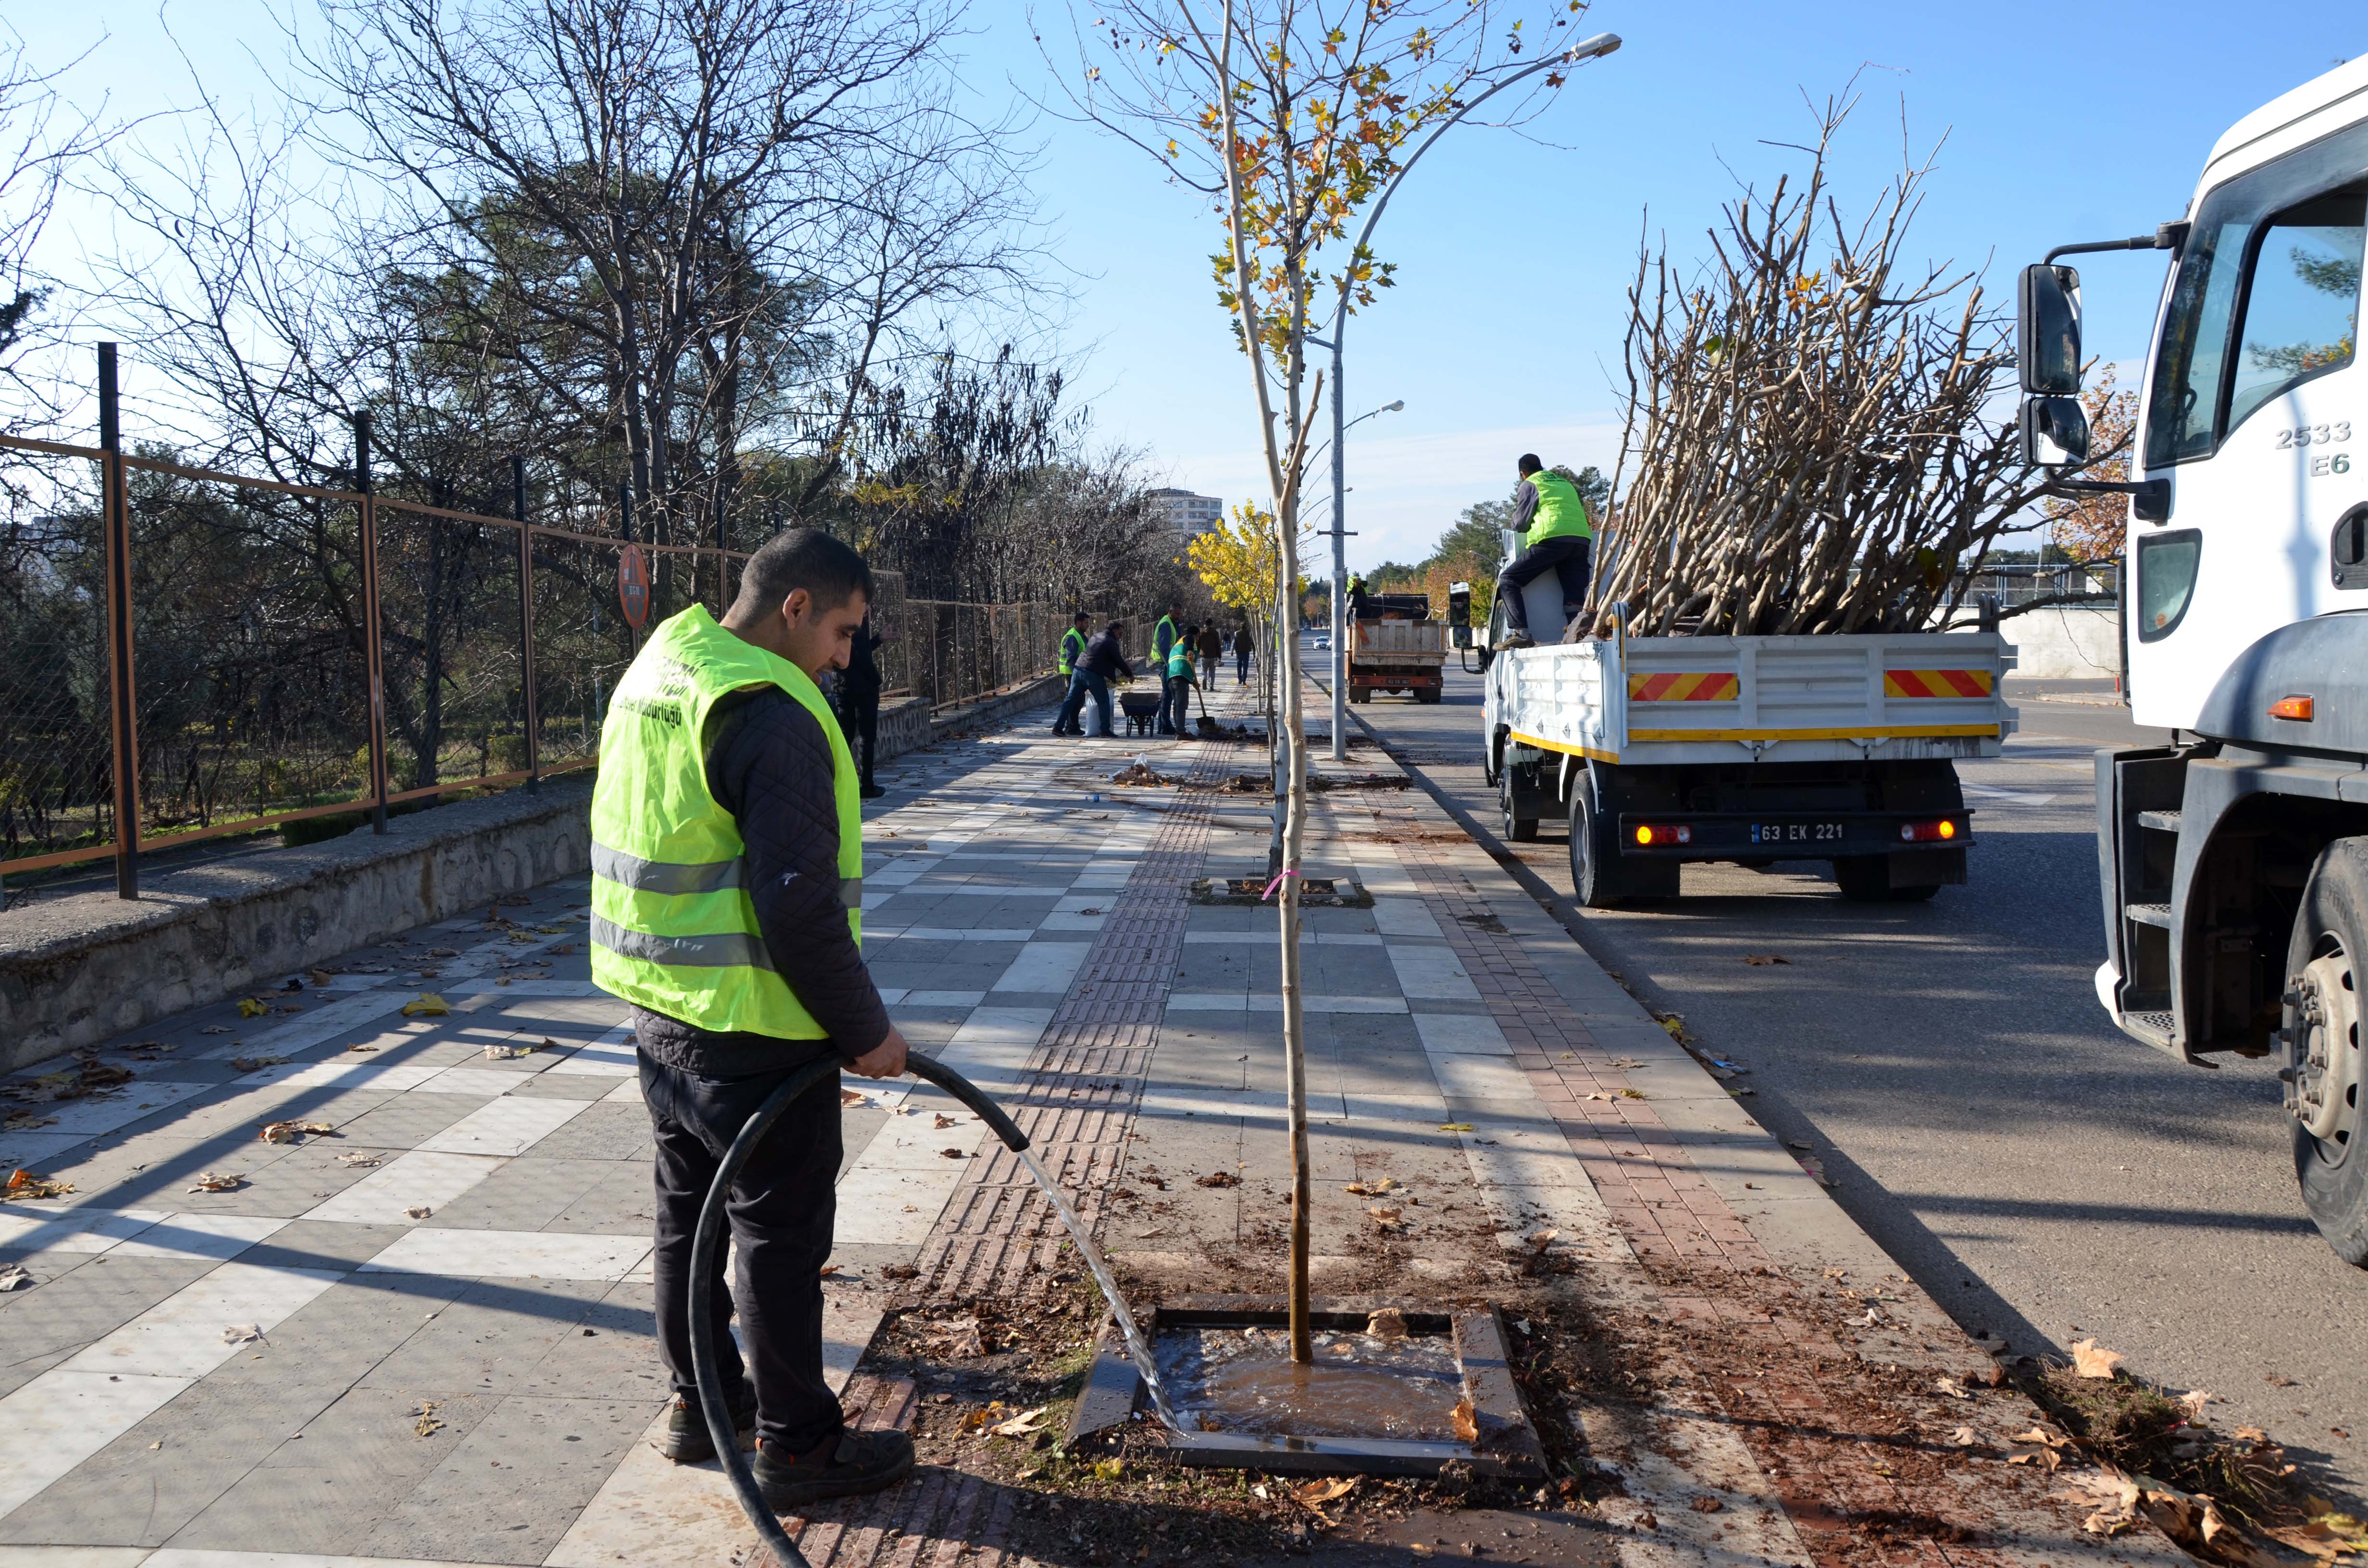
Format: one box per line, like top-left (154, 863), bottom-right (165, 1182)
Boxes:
top-left (2029, 56), bottom-right (2368, 1265)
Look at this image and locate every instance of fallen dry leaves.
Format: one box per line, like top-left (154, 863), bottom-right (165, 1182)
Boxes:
top-left (5, 1169), bottom-right (72, 1200)
top-left (187, 1172), bottom-right (244, 1193)
top-left (1366, 1308), bottom-right (1408, 1341)
top-left (2071, 1337), bottom-right (2126, 1379)
top-left (230, 1056), bottom-right (290, 1073)
top-left (1195, 1170), bottom-right (1241, 1188)
top-left (400, 994), bottom-right (450, 1017)
top-left (1293, 1477), bottom-right (1356, 1514)
top-left (0, 1263), bottom-right (31, 1291)
top-left (412, 1400), bottom-right (444, 1437)
top-left (258, 1120), bottom-right (336, 1144)
top-left (1342, 1176), bottom-right (1399, 1197)
top-left (988, 1406), bottom-right (1049, 1438)
top-left (1450, 1396), bottom-right (1480, 1444)
top-left (1742, 954), bottom-right (1790, 966)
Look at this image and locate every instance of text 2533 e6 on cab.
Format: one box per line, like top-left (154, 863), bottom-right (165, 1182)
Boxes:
top-left (2024, 56), bottom-right (2368, 1266)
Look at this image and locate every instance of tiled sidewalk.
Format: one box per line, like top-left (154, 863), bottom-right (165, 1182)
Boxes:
top-left (0, 673), bottom-right (2168, 1568)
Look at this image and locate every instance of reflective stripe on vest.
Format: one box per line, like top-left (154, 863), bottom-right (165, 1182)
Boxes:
top-left (588, 605), bottom-right (865, 1041)
top-left (590, 842), bottom-right (862, 907)
top-left (1525, 469), bottom-right (1593, 547)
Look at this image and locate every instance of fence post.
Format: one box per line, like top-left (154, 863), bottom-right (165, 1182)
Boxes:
top-left (98, 343), bottom-right (139, 899)
top-left (514, 454), bottom-right (539, 793)
top-left (356, 411), bottom-right (390, 833)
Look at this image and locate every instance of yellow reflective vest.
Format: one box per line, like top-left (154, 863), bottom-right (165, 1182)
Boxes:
top-left (1525, 469), bottom-right (1593, 547)
top-left (589, 606), bottom-right (862, 1039)
top-left (1060, 625), bottom-right (1085, 676)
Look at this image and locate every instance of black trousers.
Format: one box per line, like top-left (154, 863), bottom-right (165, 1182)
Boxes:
top-left (838, 681), bottom-right (879, 785)
top-left (641, 1051), bottom-right (845, 1454)
top-left (1496, 535), bottom-right (1593, 634)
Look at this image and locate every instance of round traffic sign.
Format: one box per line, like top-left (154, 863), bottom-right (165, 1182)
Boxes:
top-left (617, 543), bottom-right (650, 629)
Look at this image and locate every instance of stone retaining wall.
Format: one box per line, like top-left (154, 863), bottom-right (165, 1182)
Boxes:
top-left (0, 778), bottom-right (594, 1073)
top-left (0, 672), bottom-right (1069, 1072)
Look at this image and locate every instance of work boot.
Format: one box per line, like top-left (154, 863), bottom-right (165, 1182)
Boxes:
top-left (860, 782), bottom-right (887, 799)
top-left (754, 1428), bottom-right (916, 1510)
top-left (1497, 630), bottom-right (1535, 650)
top-left (656, 1377), bottom-right (757, 1463)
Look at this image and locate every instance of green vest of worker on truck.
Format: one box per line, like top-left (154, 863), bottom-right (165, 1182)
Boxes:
top-left (588, 606), bottom-right (863, 1041)
top-left (1525, 469), bottom-right (1593, 547)
top-left (1059, 625), bottom-right (1085, 676)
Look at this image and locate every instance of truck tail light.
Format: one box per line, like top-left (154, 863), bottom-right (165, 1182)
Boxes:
top-left (1900, 819), bottom-right (1960, 843)
top-left (1634, 824), bottom-right (1691, 845)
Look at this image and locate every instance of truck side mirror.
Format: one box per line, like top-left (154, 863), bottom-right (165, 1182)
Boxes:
top-left (1446, 582), bottom-right (1474, 647)
top-left (2021, 394), bottom-right (2092, 465)
top-left (2019, 263), bottom-right (2083, 395)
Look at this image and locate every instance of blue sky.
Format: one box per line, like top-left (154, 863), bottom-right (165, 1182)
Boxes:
top-left (20, 2), bottom-right (2366, 569)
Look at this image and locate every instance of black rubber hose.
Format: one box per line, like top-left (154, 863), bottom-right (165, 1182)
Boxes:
top-left (690, 1051), bottom-right (1033, 1568)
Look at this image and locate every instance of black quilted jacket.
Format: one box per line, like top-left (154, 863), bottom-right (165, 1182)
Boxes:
top-left (630, 687), bottom-right (891, 1078)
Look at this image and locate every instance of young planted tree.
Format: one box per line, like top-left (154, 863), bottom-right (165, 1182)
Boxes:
top-left (1066, 0), bottom-right (1608, 1360)
top-left (1187, 500), bottom-right (1308, 723)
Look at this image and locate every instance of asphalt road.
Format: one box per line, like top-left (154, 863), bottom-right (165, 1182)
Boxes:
top-left (1342, 654), bottom-right (2368, 1503)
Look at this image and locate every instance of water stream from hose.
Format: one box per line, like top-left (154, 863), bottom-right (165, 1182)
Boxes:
top-left (1014, 1145), bottom-right (1180, 1432)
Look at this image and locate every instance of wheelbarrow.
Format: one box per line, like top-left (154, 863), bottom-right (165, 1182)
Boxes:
top-left (1118, 688), bottom-right (1162, 737)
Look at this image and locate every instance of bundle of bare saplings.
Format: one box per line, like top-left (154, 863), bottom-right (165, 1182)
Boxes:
top-left (1593, 101), bottom-right (2087, 638)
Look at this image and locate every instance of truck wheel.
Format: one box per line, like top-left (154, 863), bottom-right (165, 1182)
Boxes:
top-left (1833, 857), bottom-right (1890, 901)
top-left (1501, 769), bottom-right (1539, 843)
top-left (2283, 840), bottom-right (2368, 1268)
top-left (1568, 784), bottom-right (1624, 907)
top-left (1832, 857), bottom-right (1939, 902)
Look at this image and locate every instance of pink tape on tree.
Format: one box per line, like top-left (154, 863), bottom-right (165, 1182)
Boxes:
top-left (1260, 869), bottom-right (1300, 902)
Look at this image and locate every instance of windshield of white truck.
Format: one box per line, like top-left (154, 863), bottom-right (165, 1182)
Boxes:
top-left (2146, 125), bottom-right (2367, 468)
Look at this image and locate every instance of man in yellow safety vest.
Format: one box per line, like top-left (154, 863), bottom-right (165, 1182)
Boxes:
top-left (1051, 611), bottom-right (1092, 735)
top-left (589, 528), bottom-right (915, 1512)
top-left (1493, 454), bottom-right (1594, 649)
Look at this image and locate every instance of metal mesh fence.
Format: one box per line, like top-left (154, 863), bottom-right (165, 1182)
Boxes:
top-left (0, 429), bottom-right (1119, 886)
top-left (125, 464), bottom-right (376, 840)
top-left (0, 453), bottom-right (113, 868)
top-left (375, 501), bottom-right (528, 797)
top-left (530, 532), bottom-right (639, 775)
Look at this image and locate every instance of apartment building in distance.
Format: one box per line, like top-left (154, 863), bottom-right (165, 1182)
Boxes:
top-left (1145, 488), bottom-right (1225, 544)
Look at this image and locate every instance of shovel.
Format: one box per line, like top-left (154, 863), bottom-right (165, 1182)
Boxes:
top-left (1194, 684), bottom-right (1222, 738)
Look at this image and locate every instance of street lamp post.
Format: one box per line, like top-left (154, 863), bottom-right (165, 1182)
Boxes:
top-left (1317, 32), bottom-right (1621, 760)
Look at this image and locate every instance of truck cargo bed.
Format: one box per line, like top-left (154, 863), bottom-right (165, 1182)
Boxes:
top-left (1487, 630), bottom-right (2015, 767)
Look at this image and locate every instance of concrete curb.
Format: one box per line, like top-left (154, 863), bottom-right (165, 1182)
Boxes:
top-left (0, 777), bottom-right (593, 1072)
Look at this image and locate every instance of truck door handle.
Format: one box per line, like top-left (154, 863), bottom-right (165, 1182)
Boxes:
top-left (2331, 503), bottom-right (2368, 591)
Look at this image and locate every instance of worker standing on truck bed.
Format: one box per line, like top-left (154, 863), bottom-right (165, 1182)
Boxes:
top-left (589, 528), bottom-right (916, 1512)
top-left (1494, 453), bottom-right (1593, 649)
